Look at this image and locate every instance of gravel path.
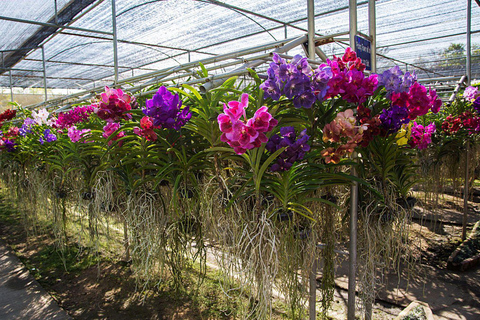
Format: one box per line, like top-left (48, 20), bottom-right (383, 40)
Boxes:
top-left (0, 239), bottom-right (70, 320)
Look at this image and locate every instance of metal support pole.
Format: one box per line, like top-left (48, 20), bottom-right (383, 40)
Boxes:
top-left (41, 45), bottom-right (47, 101)
top-left (284, 24), bottom-right (288, 39)
top-left (9, 70), bottom-right (13, 102)
top-left (0, 15), bottom-right (112, 35)
top-left (315, 47), bottom-right (328, 62)
top-left (54, 0), bottom-right (58, 25)
top-left (111, 0), bottom-right (119, 86)
top-left (368, 0), bottom-right (376, 72)
top-left (307, 0), bottom-right (315, 60)
top-left (463, 141), bottom-right (470, 240)
top-left (309, 258), bottom-right (318, 320)
top-left (348, 153), bottom-right (358, 320)
top-left (349, 0), bottom-right (358, 50)
top-left (467, 0), bottom-right (472, 84)
top-left (188, 51), bottom-right (191, 63)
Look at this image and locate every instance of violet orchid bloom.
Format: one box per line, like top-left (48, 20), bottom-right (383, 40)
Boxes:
top-left (473, 97), bottom-right (480, 114)
top-left (260, 53), bottom-right (333, 107)
top-left (4, 139), bottom-right (16, 152)
top-left (39, 129), bottom-right (57, 144)
top-left (293, 90), bottom-right (316, 108)
top-left (19, 118), bottom-right (35, 137)
top-left (380, 105), bottom-right (410, 133)
top-left (143, 86), bottom-right (191, 130)
top-left (259, 79), bottom-right (281, 100)
top-left (266, 126), bottom-right (310, 172)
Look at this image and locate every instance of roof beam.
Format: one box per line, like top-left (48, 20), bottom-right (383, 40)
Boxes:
top-left (0, 0), bottom-right (98, 74)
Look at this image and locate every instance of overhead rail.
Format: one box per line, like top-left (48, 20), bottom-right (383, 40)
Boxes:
top-left (0, 15), bottom-right (112, 36)
top-left (28, 32), bottom-right (350, 111)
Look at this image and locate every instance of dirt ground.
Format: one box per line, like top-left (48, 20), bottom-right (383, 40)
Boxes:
top-left (330, 189), bottom-right (480, 320)
top-left (1, 188), bottom-right (480, 319)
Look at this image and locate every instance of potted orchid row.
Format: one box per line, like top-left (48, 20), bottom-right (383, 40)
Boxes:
top-left (0, 48), bottom-right (442, 318)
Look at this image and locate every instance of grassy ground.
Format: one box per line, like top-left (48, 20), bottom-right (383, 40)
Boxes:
top-left (0, 193), bottom-right (297, 319)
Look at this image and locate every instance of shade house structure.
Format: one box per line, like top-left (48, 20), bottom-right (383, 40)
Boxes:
top-left (1, 1), bottom-right (480, 320)
top-left (0, 0), bottom-right (479, 109)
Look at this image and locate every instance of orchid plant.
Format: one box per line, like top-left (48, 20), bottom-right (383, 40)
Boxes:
top-left (0, 47), bottom-right (452, 319)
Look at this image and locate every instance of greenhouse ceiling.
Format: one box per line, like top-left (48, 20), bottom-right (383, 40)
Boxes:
top-left (0, 0), bottom-right (479, 100)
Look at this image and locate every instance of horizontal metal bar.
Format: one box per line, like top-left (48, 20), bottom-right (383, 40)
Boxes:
top-left (356, 31), bottom-right (372, 41)
top-left (129, 53), bottom-right (272, 93)
top-left (118, 35), bottom-right (307, 85)
top-left (0, 67), bottom-right (44, 72)
top-left (58, 31), bottom-right (218, 57)
top-left (0, 47), bottom-right (39, 53)
top-left (2, 74), bottom-right (95, 82)
top-left (377, 30), bottom-right (480, 49)
top-left (23, 58), bottom-right (157, 71)
top-left (275, 53), bottom-right (322, 65)
top-left (0, 15), bottom-right (113, 36)
top-left (417, 76), bottom-right (463, 83)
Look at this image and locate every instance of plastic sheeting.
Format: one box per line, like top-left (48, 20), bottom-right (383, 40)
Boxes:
top-left (0, 0), bottom-right (479, 90)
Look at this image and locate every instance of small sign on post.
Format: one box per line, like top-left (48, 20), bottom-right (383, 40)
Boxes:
top-left (355, 35), bottom-right (372, 71)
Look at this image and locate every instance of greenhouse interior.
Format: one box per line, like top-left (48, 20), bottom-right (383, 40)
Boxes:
top-left (0, 0), bottom-right (480, 319)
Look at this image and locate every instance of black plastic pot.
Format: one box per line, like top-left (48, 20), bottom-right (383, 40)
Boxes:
top-left (179, 188), bottom-right (194, 199)
top-left (396, 196), bottom-right (417, 209)
top-left (321, 194), bottom-right (338, 204)
top-left (294, 226), bottom-right (311, 240)
top-left (81, 192), bottom-right (95, 200)
top-left (56, 191), bottom-right (67, 199)
top-left (277, 210), bottom-right (294, 222)
top-left (158, 179), bottom-right (169, 187)
top-left (261, 194), bottom-right (275, 207)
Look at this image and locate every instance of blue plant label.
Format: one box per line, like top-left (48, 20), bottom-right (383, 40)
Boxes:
top-left (355, 35), bottom-right (372, 71)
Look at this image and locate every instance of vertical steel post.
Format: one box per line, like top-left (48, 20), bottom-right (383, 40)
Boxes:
top-left (284, 24), bottom-right (288, 39)
top-left (348, 153), bottom-right (359, 320)
top-left (368, 0), bottom-right (376, 73)
top-left (54, 0), bottom-right (58, 25)
top-left (307, 0), bottom-right (315, 60)
top-left (41, 45), bottom-right (47, 101)
top-left (349, 0), bottom-right (358, 50)
top-left (309, 258), bottom-right (317, 320)
top-left (188, 51), bottom-right (191, 63)
top-left (467, 0), bottom-right (472, 84)
top-left (363, 5), bottom-right (376, 316)
top-left (348, 2), bottom-right (358, 319)
top-left (111, 0), bottom-right (119, 86)
top-left (9, 70), bottom-right (13, 102)
top-left (307, 2), bottom-right (317, 319)
top-left (463, 141), bottom-right (470, 240)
